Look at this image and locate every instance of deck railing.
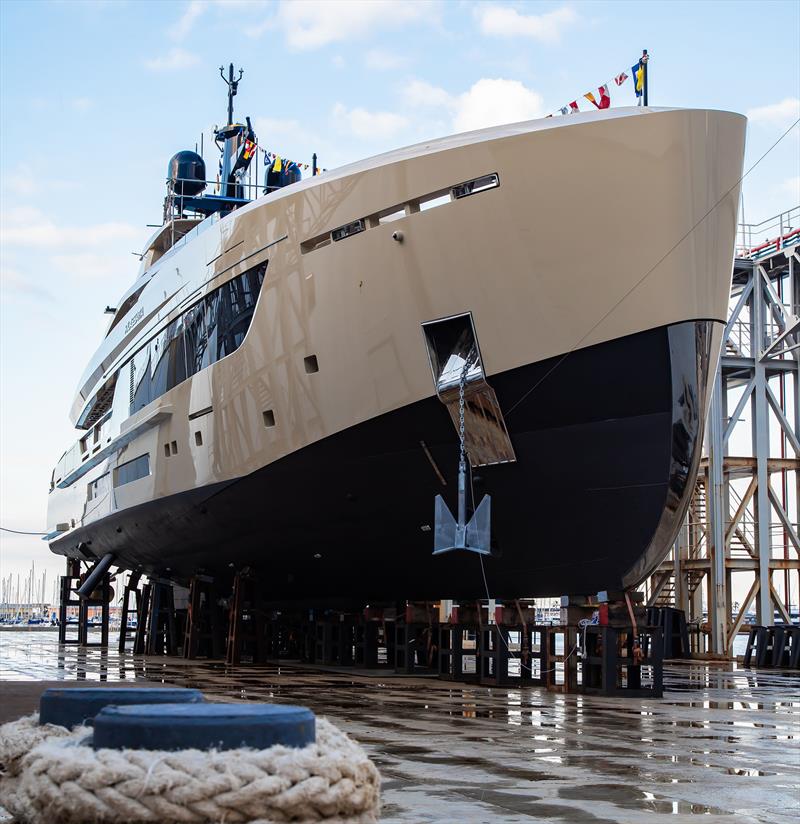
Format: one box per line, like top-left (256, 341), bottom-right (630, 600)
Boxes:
top-left (736, 205), bottom-right (799, 259)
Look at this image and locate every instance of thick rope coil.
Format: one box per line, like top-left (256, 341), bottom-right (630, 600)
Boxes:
top-left (0, 713), bottom-right (85, 822)
top-left (13, 717), bottom-right (380, 824)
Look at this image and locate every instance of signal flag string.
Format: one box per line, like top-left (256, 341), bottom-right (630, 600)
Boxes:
top-left (548, 52), bottom-right (648, 116)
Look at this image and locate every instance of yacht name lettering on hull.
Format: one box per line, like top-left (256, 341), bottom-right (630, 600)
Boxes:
top-left (124, 307), bottom-right (145, 334)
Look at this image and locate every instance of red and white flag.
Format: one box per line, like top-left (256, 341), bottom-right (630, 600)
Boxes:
top-left (568, 101), bottom-right (579, 113)
top-left (584, 84), bottom-right (611, 110)
top-left (614, 72), bottom-right (628, 86)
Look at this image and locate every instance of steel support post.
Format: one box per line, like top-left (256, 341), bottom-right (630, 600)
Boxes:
top-left (673, 519), bottom-right (690, 615)
top-left (753, 267), bottom-right (774, 624)
top-left (792, 254), bottom-right (800, 620)
top-left (708, 366), bottom-right (728, 654)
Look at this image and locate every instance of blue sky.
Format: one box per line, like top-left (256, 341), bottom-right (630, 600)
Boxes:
top-left (1, 0), bottom-right (799, 589)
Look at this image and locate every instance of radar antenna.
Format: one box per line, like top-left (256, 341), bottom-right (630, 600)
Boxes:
top-left (219, 63), bottom-right (243, 126)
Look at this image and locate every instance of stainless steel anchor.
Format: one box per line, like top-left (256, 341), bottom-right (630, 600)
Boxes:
top-left (433, 351), bottom-right (491, 556)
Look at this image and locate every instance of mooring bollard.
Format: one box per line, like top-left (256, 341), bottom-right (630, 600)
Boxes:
top-left (92, 702), bottom-right (316, 750)
top-left (0, 686), bottom-right (206, 822)
top-left (39, 686), bottom-right (204, 729)
top-left (12, 701), bottom-right (381, 823)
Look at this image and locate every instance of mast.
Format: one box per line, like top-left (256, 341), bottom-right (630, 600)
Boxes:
top-left (218, 63), bottom-right (243, 192)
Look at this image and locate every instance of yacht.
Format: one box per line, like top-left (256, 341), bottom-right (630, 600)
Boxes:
top-left (46, 69), bottom-right (747, 602)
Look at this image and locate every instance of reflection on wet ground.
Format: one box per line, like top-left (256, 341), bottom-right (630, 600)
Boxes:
top-left (1, 631), bottom-right (798, 823)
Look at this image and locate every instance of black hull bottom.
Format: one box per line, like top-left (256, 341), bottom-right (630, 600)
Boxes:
top-left (53, 321), bottom-right (716, 602)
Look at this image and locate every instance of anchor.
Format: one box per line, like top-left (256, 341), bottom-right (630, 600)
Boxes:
top-left (433, 348), bottom-right (492, 556)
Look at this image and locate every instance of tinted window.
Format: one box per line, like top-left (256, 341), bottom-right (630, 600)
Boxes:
top-left (214, 265), bottom-right (263, 359)
top-left (127, 260), bottom-right (266, 416)
top-left (87, 472), bottom-right (110, 501)
top-left (151, 316), bottom-right (187, 399)
top-left (131, 351), bottom-right (152, 414)
top-left (114, 454), bottom-right (150, 487)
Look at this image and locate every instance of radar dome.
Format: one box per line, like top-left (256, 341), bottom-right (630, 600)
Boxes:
top-left (265, 160), bottom-right (301, 194)
top-left (168, 151), bottom-right (206, 197)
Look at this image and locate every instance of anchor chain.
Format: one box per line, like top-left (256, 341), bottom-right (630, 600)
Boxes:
top-left (431, 343), bottom-right (490, 556)
top-left (458, 346), bottom-right (475, 472)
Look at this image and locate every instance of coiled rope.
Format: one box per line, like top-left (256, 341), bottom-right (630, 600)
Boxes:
top-left (3, 715), bottom-right (379, 824)
top-left (0, 713), bottom-right (81, 821)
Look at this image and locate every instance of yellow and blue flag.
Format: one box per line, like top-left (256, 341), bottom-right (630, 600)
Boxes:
top-left (632, 63), bottom-right (644, 98)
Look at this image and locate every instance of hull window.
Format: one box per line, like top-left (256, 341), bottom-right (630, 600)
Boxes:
top-left (86, 472), bottom-right (110, 502)
top-left (126, 260), bottom-right (267, 417)
top-left (113, 454), bottom-right (150, 487)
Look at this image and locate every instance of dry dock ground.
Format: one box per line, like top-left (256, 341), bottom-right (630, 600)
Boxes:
top-left (1, 630), bottom-right (797, 823)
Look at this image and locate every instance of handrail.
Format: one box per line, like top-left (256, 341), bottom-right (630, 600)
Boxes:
top-left (736, 205), bottom-right (799, 258)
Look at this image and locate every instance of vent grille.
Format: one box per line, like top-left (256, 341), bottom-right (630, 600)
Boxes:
top-left (331, 219), bottom-right (365, 243)
top-left (451, 173), bottom-right (499, 200)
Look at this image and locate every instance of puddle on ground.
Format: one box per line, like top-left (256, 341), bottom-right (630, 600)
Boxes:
top-left (558, 783), bottom-right (731, 815)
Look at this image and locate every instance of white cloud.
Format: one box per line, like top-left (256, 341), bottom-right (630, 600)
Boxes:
top-left (746, 98), bottom-right (800, 126)
top-left (332, 103), bottom-right (409, 139)
top-left (253, 116), bottom-right (324, 153)
top-left (71, 97), bottom-right (93, 112)
top-left (274, 0), bottom-right (436, 50)
top-left (365, 48), bottom-right (407, 71)
top-left (332, 55), bottom-right (346, 69)
top-left (2, 165), bottom-right (75, 197)
top-left (255, 117), bottom-right (303, 136)
top-left (170, 0), bottom-right (206, 40)
top-left (402, 77), bottom-right (544, 132)
top-left (1, 207), bottom-right (141, 250)
top-left (454, 78), bottom-right (544, 131)
top-left (402, 79), bottom-right (455, 110)
top-left (3, 166), bottom-right (37, 196)
top-left (0, 266), bottom-right (55, 302)
top-left (144, 48), bottom-right (200, 72)
top-left (173, 0), bottom-right (272, 39)
top-left (476, 4), bottom-right (578, 43)
top-left (51, 252), bottom-right (127, 282)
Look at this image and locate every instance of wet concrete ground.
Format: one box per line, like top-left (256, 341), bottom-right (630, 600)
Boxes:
top-left (1, 630), bottom-right (797, 823)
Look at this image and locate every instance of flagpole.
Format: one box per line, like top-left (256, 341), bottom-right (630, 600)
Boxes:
top-left (641, 49), bottom-right (649, 106)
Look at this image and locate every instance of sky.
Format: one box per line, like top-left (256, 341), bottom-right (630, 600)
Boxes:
top-left (1, 0), bottom-right (799, 596)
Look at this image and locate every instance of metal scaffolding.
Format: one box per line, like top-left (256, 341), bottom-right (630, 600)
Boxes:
top-left (647, 206), bottom-right (800, 657)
